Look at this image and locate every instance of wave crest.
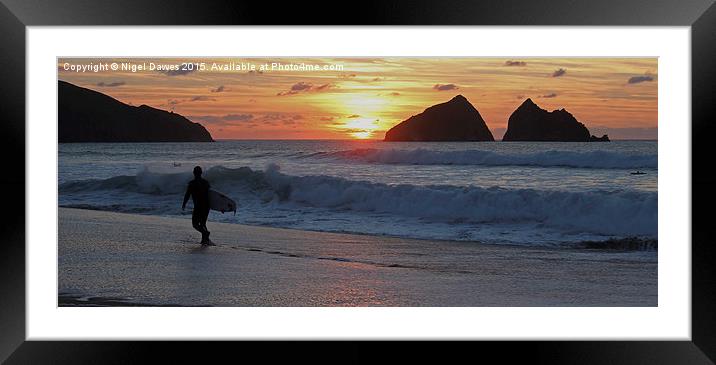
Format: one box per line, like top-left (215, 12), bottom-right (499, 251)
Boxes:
top-left (60, 165), bottom-right (657, 238)
top-left (318, 148), bottom-right (657, 169)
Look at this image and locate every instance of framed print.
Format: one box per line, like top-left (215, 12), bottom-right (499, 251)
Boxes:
top-left (2, 0), bottom-right (716, 363)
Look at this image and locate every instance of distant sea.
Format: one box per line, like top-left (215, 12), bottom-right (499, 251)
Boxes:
top-left (59, 140), bottom-right (657, 249)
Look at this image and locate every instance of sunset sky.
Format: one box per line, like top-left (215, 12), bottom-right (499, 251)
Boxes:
top-left (58, 57), bottom-right (658, 140)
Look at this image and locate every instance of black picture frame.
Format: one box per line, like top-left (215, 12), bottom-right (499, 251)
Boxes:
top-left (2, 0), bottom-right (715, 363)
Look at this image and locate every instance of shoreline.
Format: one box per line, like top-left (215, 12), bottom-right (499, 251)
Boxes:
top-left (59, 205), bottom-right (657, 252)
top-left (58, 207), bottom-right (657, 306)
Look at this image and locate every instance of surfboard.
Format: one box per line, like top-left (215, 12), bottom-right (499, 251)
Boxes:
top-left (208, 189), bottom-right (237, 214)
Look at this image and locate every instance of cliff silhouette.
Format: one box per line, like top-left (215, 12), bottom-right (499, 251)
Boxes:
top-left (59, 80), bottom-right (214, 143)
top-left (502, 98), bottom-right (609, 142)
top-left (384, 95), bottom-right (494, 142)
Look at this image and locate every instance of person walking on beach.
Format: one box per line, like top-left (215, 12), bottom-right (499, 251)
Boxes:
top-left (182, 166), bottom-right (212, 244)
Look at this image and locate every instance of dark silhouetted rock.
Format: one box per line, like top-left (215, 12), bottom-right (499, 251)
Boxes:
top-left (58, 80), bottom-right (214, 143)
top-left (384, 95), bottom-right (494, 142)
top-left (502, 98), bottom-right (605, 142)
top-left (590, 134), bottom-right (610, 142)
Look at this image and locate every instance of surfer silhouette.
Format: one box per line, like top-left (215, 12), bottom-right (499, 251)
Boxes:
top-left (182, 166), bottom-right (212, 244)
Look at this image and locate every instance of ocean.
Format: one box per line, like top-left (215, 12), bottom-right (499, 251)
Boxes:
top-left (58, 140), bottom-right (657, 249)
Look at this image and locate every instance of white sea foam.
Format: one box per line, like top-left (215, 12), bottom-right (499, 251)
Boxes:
top-left (59, 165), bottom-right (658, 240)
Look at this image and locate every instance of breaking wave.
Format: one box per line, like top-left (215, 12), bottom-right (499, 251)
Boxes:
top-left (316, 148), bottom-right (657, 169)
top-left (60, 165), bottom-right (657, 238)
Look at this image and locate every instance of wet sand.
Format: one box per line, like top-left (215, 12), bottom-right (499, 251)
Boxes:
top-left (58, 208), bottom-right (657, 306)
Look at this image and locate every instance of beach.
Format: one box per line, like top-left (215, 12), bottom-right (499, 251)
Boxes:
top-left (59, 207), bottom-right (657, 307)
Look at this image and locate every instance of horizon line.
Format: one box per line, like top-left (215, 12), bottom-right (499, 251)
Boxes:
top-left (212, 138), bottom-right (659, 142)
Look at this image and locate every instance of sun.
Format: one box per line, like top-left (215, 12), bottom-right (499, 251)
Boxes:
top-left (351, 131), bottom-right (373, 139)
top-left (331, 93), bottom-right (390, 139)
top-left (342, 117), bottom-right (380, 139)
